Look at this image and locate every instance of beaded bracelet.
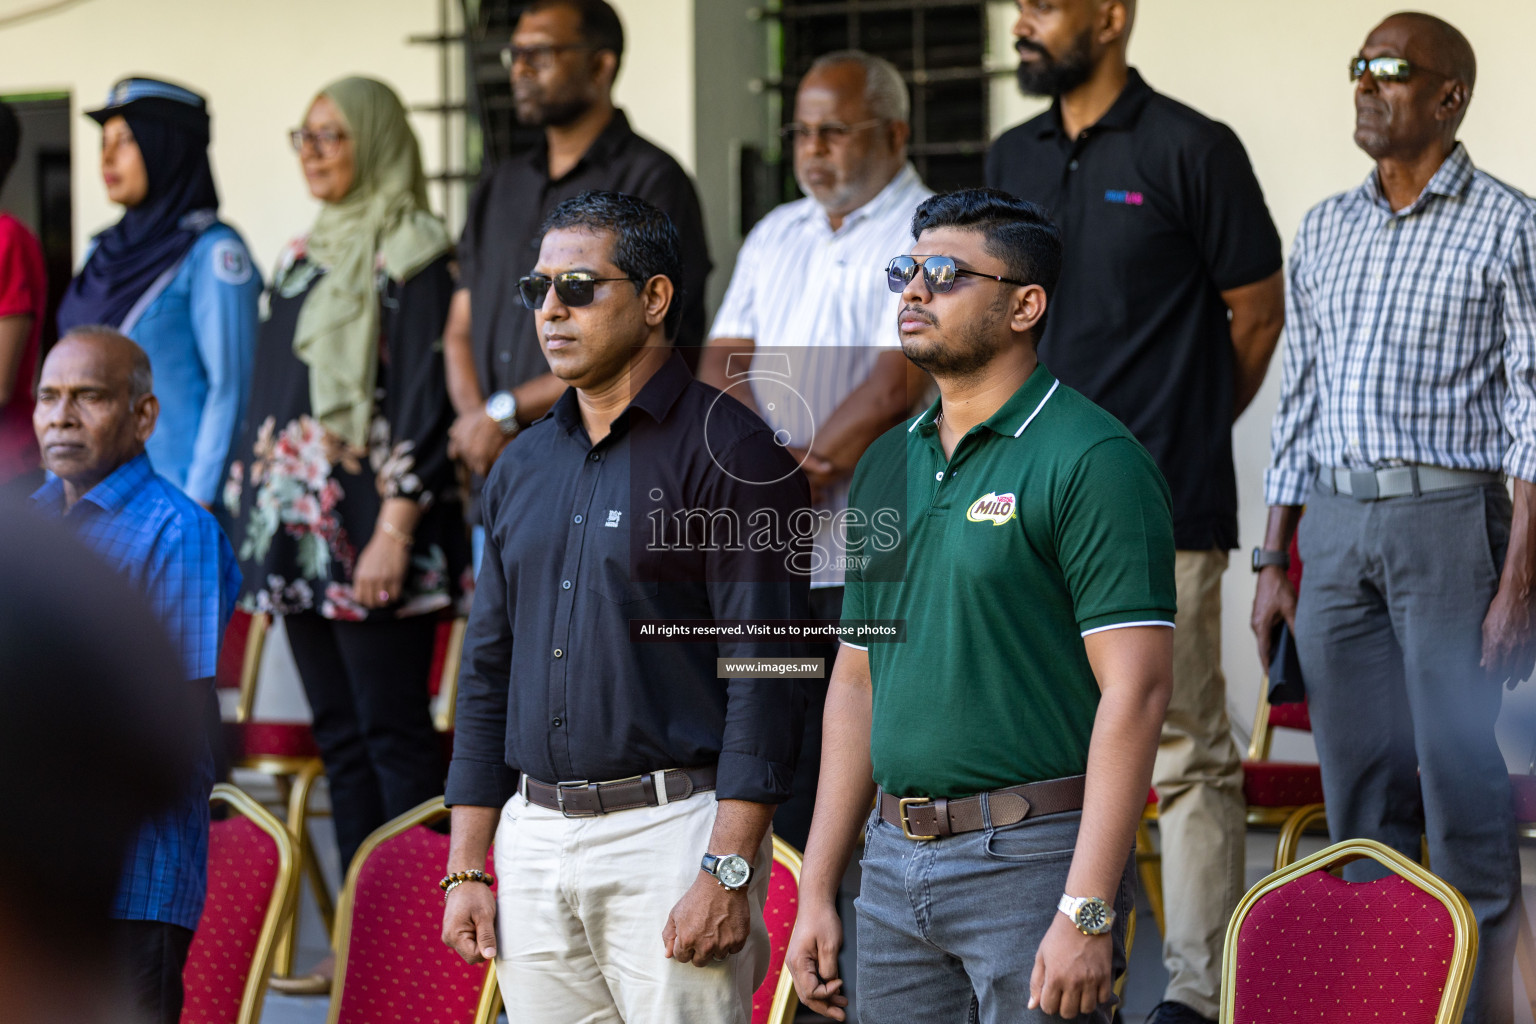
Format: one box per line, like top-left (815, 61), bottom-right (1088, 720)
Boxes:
top-left (378, 520), bottom-right (414, 549)
top-left (440, 869), bottom-right (495, 899)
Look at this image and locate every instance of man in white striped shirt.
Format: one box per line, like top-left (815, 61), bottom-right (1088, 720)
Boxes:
top-left (700, 50), bottom-right (931, 851)
top-left (1253, 15), bottom-right (1536, 1023)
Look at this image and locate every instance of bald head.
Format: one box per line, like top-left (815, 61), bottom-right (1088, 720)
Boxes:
top-left (1382, 11), bottom-right (1475, 91)
top-left (34, 327), bottom-right (158, 507)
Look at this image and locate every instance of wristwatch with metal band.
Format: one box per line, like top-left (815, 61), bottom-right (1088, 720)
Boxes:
top-left (1251, 547), bottom-right (1290, 573)
top-left (701, 852), bottom-right (753, 891)
top-left (485, 390), bottom-right (520, 437)
top-left (1058, 893), bottom-right (1115, 936)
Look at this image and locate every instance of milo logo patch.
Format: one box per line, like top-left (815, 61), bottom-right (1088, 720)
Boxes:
top-left (966, 491), bottom-right (1017, 526)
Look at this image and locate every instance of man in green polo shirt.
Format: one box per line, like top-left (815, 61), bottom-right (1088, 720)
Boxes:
top-left (786, 188), bottom-right (1175, 1023)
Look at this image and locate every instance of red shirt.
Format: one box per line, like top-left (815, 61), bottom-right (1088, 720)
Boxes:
top-left (0, 213), bottom-right (45, 483)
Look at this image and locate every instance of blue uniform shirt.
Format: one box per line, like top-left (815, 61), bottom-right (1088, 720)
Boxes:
top-left (105, 223), bottom-right (260, 505)
top-left (32, 453), bottom-right (241, 928)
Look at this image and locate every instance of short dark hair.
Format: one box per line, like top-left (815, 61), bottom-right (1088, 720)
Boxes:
top-left (0, 101), bottom-right (19, 190)
top-left (540, 190), bottom-right (685, 340)
top-left (529, 0), bottom-right (625, 71)
top-left (910, 188), bottom-right (1063, 334)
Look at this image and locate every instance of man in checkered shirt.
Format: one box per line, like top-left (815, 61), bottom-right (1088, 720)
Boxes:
top-left (1252, 15), bottom-right (1536, 1023)
top-left (30, 326), bottom-right (239, 1024)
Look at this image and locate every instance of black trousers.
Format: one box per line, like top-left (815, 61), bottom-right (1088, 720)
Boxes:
top-left (285, 612), bottom-right (445, 871)
top-left (111, 920), bottom-right (193, 1024)
top-left (772, 585), bottom-right (843, 852)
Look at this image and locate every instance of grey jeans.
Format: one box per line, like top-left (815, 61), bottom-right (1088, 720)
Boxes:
top-left (855, 806), bottom-right (1134, 1023)
top-left (1296, 483), bottom-right (1517, 1024)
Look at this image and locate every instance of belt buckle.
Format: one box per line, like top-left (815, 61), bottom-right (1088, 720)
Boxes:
top-left (1349, 469), bottom-right (1380, 501)
top-left (555, 780), bottom-right (599, 818)
top-left (898, 797), bottom-right (937, 841)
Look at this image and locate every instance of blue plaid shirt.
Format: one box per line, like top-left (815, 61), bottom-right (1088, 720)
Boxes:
top-left (32, 452), bottom-right (240, 929)
top-left (1267, 144), bottom-right (1536, 506)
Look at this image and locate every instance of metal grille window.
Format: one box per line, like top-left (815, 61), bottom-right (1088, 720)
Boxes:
top-left (756, 0), bottom-right (991, 221)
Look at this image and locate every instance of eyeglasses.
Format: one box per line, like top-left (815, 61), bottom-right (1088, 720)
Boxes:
top-left (886, 255), bottom-right (1030, 294)
top-left (289, 128), bottom-right (348, 157)
top-left (517, 272), bottom-right (641, 310)
top-left (1349, 55), bottom-right (1450, 84)
top-left (780, 119), bottom-right (884, 145)
top-left (500, 43), bottom-right (593, 70)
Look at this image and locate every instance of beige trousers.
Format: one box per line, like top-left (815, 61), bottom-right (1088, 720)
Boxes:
top-left (491, 788), bottom-right (771, 1024)
top-left (1152, 549), bottom-right (1246, 1018)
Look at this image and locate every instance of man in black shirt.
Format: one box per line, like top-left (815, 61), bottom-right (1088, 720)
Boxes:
top-left (986, 3), bottom-right (1284, 1023)
top-left (441, 192), bottom-right (809, 1024)
top-left (445, 0), bottom-right (711, 497)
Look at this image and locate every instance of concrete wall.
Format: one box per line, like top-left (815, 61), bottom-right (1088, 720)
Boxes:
top-left (0, 0), bottom-right (696, 277)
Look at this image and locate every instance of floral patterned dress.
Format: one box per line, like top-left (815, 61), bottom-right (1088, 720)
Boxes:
top-left (221, 240), bottom-right (470, 620)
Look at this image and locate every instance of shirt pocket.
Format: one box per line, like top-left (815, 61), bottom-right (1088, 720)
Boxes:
top-left (586, 522), bottom-right (661, 606)
top-left (1401, 247), bottom-right (1493, 348)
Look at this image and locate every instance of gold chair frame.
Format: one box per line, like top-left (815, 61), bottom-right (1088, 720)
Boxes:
top-left (327, 797), bottom-right (501, 1024)
top-left (206, 782), bottom-right (301, 1024)
top-left (1219, 837), bottom-right (1477, 1024)
top-left (758, 835), bottom-right (804, 1024)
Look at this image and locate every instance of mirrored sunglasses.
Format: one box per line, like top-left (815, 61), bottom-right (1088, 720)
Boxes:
top-left (886, 255), bottom-right (1029, 294)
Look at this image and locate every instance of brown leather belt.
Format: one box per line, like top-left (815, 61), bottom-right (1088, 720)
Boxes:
top-left (523, 765), bottom-right (716, 818)
top-left (878, 775), bottom-right (1086, 840)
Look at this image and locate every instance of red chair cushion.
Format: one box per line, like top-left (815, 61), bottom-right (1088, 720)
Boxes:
top-left (216, 610), bottom-right (256, 691)
top-left (1512, 774), bottom-right (1536, 824)
top-left (181, 815), bottom-right (281, 1024)
top-left (752, 858), bottom-right (799, 1024)
top-left (1267, 701), bottom-right (1313, 733)
top-left (1242, 761), bottom-right (1325, 807)
top-left (227, 720), bottom-right (322, 761)
top-left (1230, 869), bottom-right (1454, 1023)
top-left (335, 825), bottom-right (491, 1024)
top-left (427, 616), bottom-right (454, 698)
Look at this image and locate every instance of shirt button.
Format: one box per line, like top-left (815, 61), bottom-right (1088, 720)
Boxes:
top-left (562, 579), bottom-right (572, 590)
top-left (573, 514), bottom-right (583, 524)
top-left (1068, 159), bottom-right (1079, 170)
top-left (499, 351), bottom-right (511, 363)
top-left (552, 717), bottom-right (562, 728)
top-left (935, 471), bottom-right (944, 481)
top-left (553, 648), bottom-right (564, 658)
top-left (589, 452), bottom-right (601, 462)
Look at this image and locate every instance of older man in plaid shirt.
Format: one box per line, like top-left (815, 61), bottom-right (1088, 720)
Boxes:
top-left (30, 325), bottom-right (239, 1024)
top-left (1253, 14), bottom-right (1536, 1024)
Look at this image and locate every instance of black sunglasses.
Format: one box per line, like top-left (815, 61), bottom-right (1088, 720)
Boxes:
top-left (886, 255), bottom-right (1030, 294)
top-left (517, 272), bottom-right (641, 310)
top-left (1349, 55), bottom-right (1451, 84)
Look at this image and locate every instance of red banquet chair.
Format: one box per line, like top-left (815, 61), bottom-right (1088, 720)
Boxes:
top-left (181, 783), bottom-right (299, 1024)
top-left (218, 610), bottom-right (468, 976)
top-left (327, 798), bottom-right (499, 1024)
top-left (753, 836), bottom-right (803, 1024)
top-left (1220, 837), bottom-right (1477, 1024)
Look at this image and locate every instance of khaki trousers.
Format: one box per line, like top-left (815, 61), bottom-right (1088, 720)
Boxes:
top-left (492, 788), bottom-right (772, 1023)
top-left (1152, 549), bottom-right (1246, 1018)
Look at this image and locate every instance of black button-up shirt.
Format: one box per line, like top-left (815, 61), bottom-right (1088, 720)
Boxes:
top-left (986, 69), bottom-right (1282, 550)
top-left (445, 354), bottom-right (812, 808)
top-left (458, 110), bottom-right (713, 397)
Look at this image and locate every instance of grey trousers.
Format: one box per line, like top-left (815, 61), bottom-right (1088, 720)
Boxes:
top-left (856, 808), bottom-right (1135, 1023)
top-left (1295, 483), bottom-right (1517, 1024)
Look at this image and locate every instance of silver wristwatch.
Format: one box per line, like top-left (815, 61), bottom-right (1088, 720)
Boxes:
top-left (1058, 893), bottom-right (1115, 935)
top-left (701, 852), bottom-right (753, 891)
top-left (485, 390), bottom-right (520, 437)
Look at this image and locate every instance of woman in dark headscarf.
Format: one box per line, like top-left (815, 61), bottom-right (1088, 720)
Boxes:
top-left (58, 77), bottom-right (260, 506)
top-left (222, 79), bottom-right (467, 987)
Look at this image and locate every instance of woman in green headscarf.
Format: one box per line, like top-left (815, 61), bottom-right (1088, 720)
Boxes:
top-left (222, 77), bottom-right (467, 905)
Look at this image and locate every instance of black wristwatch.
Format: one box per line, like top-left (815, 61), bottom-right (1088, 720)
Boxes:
top-left (1251, 547), bottom-right (1290, 573)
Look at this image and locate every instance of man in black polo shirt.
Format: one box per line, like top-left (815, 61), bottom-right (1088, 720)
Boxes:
top-left (440, 191), bottom-right (809, 1024)
top-left (444, 0), bottom-right (711, 533)
top-left (986, 5), bottom-right (1284, 1021)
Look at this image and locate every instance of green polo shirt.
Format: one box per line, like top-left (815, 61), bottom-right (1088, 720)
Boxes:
top-left (841, 364), bottom-right (1176, 798)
